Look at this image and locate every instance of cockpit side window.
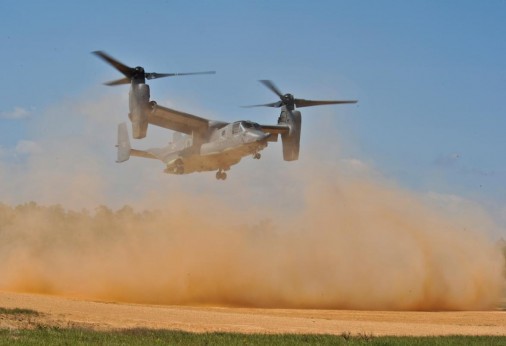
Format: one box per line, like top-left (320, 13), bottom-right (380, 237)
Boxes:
top-left (240, 121), bottom-right (261, 130)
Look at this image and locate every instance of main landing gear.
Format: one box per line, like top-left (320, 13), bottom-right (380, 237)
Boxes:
top-left (253, 152), bottom-right (261, 159)
top-left (175, 159), bottom-right (184, 174)
top-left (216, 170), bottom-right (227, 180)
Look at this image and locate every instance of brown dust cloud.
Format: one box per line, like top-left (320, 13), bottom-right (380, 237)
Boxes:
top-left (0, 94), bottom-right (504, 311)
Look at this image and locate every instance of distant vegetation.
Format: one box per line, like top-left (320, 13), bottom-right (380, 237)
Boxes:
top-left (0, 201), bottom-right (156, 226)
top-left (0, 307), bottom-right (39, 316)
top-left (0, 202), bottom-right (159, 240)
top-left (0, 328), bottom-right (505, 345)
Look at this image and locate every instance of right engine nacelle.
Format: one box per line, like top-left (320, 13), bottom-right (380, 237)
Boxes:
top-left (128, 83), bottom-right (150, 139)
top-left (280, 110), bottom-right (301, 161)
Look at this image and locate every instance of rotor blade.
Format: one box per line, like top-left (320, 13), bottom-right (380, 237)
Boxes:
top-left (145, 71), bottom-right (216, 80)
top-left (259, 80), bottom-right (284, 99)
top-left (241, 101), bottom-right (283, 108)
top-left (92, 51), bottom-right (133, 78)
top-left (104, 77), bottom-right (131, 86)
top-left (294, 99), bottom-right (358, 108)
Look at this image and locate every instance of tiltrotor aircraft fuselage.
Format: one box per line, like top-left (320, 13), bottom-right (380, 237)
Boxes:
top-left (94, 51), bottom-right (357, 180)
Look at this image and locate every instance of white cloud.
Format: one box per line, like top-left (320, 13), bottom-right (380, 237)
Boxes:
top-left (0, 141), bottom-right (41, 159)
top-left (434, 152), bottom-right (461, 167)
top-left (15, 140), bottom-right (42, 155)
top-left (341, 158), bottom-right (369, 171)
top-left (335, 158), bottom-right (374, 178)
top-left (0, 106), bottom-right (31, 120)
top-left (425, 191), bottom-right (468, 205)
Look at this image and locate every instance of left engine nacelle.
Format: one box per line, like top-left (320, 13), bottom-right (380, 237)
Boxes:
top-left (128, 83), bottom-right (150, 139)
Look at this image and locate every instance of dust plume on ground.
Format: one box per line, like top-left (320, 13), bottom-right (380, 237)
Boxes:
top-left (0, 167), bottom-right (503, 310)
top-left (0, 92), bottom-right (504, 310)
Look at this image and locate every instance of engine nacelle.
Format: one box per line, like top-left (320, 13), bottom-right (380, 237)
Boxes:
top-left (280, 110), bottom-right (301, 161)
top-left (128, 83), bottom-right (150, 139)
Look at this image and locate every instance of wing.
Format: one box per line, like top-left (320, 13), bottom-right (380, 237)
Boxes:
top-left (148, 104), bottom-right (210, 135)
top-left (259, 124), bottom-right (290, 142)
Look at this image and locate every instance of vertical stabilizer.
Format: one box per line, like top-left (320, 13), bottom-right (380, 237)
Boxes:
top-left (116, 122), bottom-right (131, 163)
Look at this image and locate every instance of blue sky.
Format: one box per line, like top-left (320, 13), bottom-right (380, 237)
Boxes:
top-left (0, 1), bottom-right (505, 231)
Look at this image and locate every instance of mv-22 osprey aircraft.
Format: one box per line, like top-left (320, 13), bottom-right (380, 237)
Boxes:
top-left (93, 51), bottom-right (357, 180)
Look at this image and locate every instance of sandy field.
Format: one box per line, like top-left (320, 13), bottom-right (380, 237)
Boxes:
top-left (0, 291), bottom-right (505, 336)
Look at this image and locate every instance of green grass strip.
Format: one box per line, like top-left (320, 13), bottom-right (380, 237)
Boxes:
top-left (0, 328), bottom-right (505, 346)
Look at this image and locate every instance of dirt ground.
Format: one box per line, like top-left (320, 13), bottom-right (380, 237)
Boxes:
top-left (0, 291), bottom-right (505, 336)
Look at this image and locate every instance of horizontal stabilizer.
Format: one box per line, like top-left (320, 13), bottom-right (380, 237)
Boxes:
top-left (130, 149), bottom-right (157, 160)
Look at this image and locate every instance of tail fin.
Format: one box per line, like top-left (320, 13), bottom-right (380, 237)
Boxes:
top-left (116, 122), bottom-right (131, 163)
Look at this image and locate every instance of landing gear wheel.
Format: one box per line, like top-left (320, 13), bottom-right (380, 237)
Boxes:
top-left (253, 153), bottom-right (261, 159)
top-left (216, 171), bottom-right (227, 180)
top-left (175, 160), bottom-right (184, 174)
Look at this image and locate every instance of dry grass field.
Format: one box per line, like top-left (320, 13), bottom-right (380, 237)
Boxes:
top-left (1, 291), bottom-right (505, 336)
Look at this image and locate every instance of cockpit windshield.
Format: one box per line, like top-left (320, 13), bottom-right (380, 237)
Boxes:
top-left (241, 121), bottom-right (261, 130)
